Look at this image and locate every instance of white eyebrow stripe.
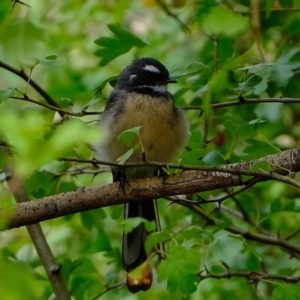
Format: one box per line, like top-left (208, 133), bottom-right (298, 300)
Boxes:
top-left (143, 64), bottom-right (161, 73)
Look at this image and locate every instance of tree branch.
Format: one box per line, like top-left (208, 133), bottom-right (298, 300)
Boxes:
top-left (199, 265), bottom-right (300, 284)
top-left (11, 96), bottom-right (102, 117)
top-left (0, 60), bottom-right (64, 117)
top-left (155, 0), bottom-right (190, 34)
top-left (2, 147), bottom-right (300, 230)
top-left (182, 97), bottom-right (300, 111)
top-left (0, 142), bottom-right (70, 299)
top-left (186, 203), bottom-right (300, 258)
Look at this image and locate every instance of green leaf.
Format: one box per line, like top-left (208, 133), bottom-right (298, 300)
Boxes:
top-left (117, 126), bottom-right (142, 147)
top-left (121, 217), bottom-right (155, 233)
top-left (0, 114), bottom-right (100, 176)
top-left (278, 0), bottom-right (293, 8)
top-left (181, 149), bottom-right (208, 165)
top-left (0, 251), bottom-right (48, 299)
top-left (121, 217), bottom-right (144, 233)
top-left (88, 230), bottom-right (113, 252)
top-left (209, 69), bottom-right (228, 96)
top-left (177, 61), bottom-right (211, 78)
top-left (295, 0), bottom-right (300, 8)
top-left (117, 148), bottom-right (135, 164)
top-left (273, 283), bottom-right (300, 300)
top-left (265, 0), bottom-right (275, 18)
top-left (0, 88), bottom-right (15, 102)
top-left (270, 48), bottom-right (300, 87)
top-left (240, 63), bottom-right (274, 78)
top-left (158, 245), bottom-right (200, 296)
top-left (81, 97), bottom-right (99, 111)
top-left (94, 23), bottom-right (147, 66)
top-left (220, 115), bottom-right (255, 142)
top-left (201, 5), bottom-right (249, 37)
top-left (187, 129), bottom-right (204, 150)
top-left (117, 126), bottom-right (143, 163)
top-left (238, 74), bottom-right (263, 92)
top-left (250, 161), bottom-right (273, 172)
top-left (80, 209), bottom-right (106, 230)
top-left (93, 75), bottom-right (119, 97)
top-left (146, 231), bottom-right (171, 252)
top-left (109, 205), bottom-right (123, 220)
top-left (72, 257), bottom-right (98, 274)
top-left (175, 226), bottom-right (203, 245)
top-left (270, 198), bottom-right (298, 214)
top-left (25, 171), bottom-right (58, 198)
top-left (0, 19), bottom-right (46, 64)
top-left (243, 139), bottom-right (280, 160)
top-left (39, 55), bottom-right (60, 67)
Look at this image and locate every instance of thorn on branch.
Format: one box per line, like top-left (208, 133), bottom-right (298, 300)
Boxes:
top-left (221, 260), bottom-right (232, 273)
top-left (198, 108), bottom-right (204, 117)
top-left (261, 261), bottom-right (268, 274)
top-left (11, 0), bottom-right (31, 13)
top-left (203, 264), bottom-right (210, 275)
top-left (91, 158), bottom-right (100, 168)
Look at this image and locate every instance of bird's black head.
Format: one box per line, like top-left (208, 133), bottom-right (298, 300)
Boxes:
top-left (116, 58), bottom-right (176, 91)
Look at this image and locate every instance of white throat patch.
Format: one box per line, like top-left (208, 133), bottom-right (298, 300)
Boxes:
top-left (143, 85), bottom-right (167, 93)
top-left (143, 64), bottom-right (161, 73)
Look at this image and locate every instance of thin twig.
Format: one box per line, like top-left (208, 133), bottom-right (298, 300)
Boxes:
top-left (285, 227), bottom-right (300, 241)
top-left (59, 156), bottom-right (300, 189)
top-left (185, 203), bottom-right (300, 258)
top-left (10, 0), bottom-right (31, 12)
top-left (216, 177), bottom-right (261, 204)
top-left (230, 193), bottom-right (270, 235)
top-left (10, 96), bottom-right (102, 116)
top-left (251, 0), bottom-right (265, 62)
top-left (199, 267), bottom-right (300, 284)
top-left (91, 282), bottom-right (124, 300)
top-left (182, 97), bottom-right (300, 111)
top-left (155, 0), bottom-right (190, 34)
top-left (167, 177), bottom-right (260, 206)
top-left (0, 60), bottom-right (64, 116)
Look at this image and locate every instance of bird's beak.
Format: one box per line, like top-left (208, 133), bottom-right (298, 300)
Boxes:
top-left (166, 77), bottom-right (177, 84)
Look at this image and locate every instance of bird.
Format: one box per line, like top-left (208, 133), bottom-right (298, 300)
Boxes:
top-left (100, 57), bottom-right (189, 293)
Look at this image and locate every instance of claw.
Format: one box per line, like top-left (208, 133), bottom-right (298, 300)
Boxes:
top-left (155, 167), bottom-right (168, 185)
top-left (112, 167), bottom-right (130, 194)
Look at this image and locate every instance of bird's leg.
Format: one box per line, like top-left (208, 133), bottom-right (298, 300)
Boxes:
top-left (112, 167), bottom-right (130, 194)
top-left (154, 167), bottom-right (168, 185)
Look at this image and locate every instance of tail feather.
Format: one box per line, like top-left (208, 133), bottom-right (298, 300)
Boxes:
top-left (122, 200), bottom-right (161, 271)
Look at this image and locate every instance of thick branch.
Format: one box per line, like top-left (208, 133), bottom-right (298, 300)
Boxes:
top-left (2, 147), bottom-right (300, 230)
top-left (0, 142), bottom-right (70, 300)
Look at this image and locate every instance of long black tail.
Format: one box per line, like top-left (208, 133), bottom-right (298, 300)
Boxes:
top-left (122, 200), bottom-right (160, 271)
top-left (112, 168), bottom-right (163, 292)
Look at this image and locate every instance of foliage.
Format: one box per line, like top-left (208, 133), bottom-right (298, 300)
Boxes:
top-left (1, 0), bottom-right (300, 299)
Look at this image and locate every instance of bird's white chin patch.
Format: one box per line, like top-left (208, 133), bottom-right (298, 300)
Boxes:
top-left (143, 85), bottom-right (167, 93)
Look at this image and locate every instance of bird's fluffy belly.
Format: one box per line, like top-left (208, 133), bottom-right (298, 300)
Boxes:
top-left (102, 93), bottom-right (189, 179)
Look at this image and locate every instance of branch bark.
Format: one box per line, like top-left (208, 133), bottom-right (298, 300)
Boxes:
top-left (0, 142), bottom-right (70, 300)
top-left (2, 147), bottom-right (300, 231)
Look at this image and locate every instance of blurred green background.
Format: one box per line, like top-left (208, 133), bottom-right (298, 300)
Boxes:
top-left (1, 0), bottom-right (300, 299)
